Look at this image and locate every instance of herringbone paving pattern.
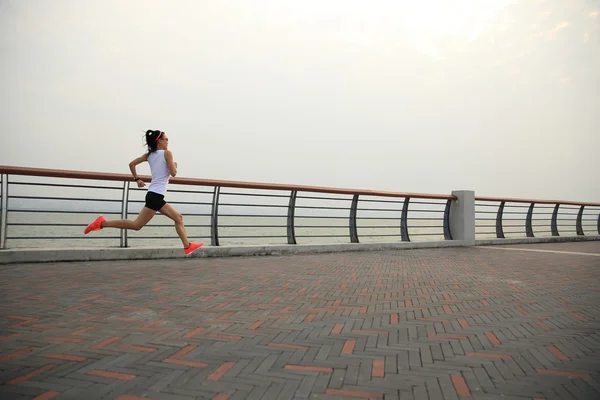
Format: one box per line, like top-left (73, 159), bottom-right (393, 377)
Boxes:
top-left (1, 242), bottom-right (600, 400)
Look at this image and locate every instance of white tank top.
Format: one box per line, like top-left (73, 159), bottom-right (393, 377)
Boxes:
top-left (147, 150), bottom-right (170, 195)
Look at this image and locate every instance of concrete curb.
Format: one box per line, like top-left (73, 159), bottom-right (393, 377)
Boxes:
top-left (475, 235), bottom-right (600, 246)
top-left (0, 236), bottom-right (598, 264)
top-left (1, 240), bottom-right (467, 264)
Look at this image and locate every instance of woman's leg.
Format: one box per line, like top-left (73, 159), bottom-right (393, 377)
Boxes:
top-left (102, 207), bottom-right (156, 231)
top-left (156, 203), bottom-right (190, 247)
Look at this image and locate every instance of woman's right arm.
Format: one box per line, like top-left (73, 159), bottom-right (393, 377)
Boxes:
top-left (129, 153), bottom-right (148, 187)
top-left (129, 153), bottom-right (148, 178)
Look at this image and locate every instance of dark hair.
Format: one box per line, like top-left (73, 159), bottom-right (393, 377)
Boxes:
top-left (144, 130), bottom-right (163, 153)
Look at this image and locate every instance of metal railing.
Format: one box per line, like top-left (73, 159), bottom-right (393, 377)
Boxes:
top-left (0, 165), bottom-right (598, 249)
top-left (475, 196), bottom-right (600, 239)
top-left (0, 166), bottom-right (455, 249)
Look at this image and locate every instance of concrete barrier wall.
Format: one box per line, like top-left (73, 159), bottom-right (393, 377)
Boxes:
top-left (1, 235), bottom-right (599, 264)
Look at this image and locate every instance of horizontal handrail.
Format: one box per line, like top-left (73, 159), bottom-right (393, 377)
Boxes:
top-left (0, 165), bottom-right (454, 200)
top-left (6, 165), bottom-right (597, 207)
top-left (1, 165), bottom-right (598, 250)
top-left (476, 196), bottom-right (600, 207)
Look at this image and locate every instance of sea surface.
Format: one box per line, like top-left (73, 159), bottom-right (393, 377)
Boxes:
top-left (3, 212), bottom-right (590, 249)
top-left (1, 177), bottom-right (593, 249)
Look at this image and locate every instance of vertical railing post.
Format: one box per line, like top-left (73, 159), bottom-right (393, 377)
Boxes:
top-left (443, 199), bottom-right (453, 240)
top-left (597, 211), bottom-right (600, 235)
top-left (495, 201), bottom-right (505, 239)
top-left (0, 174), bottom-right (7, 250)
top-left (449, 191), bottom-right (475, 245)
top-left (576, 205), bottom-right (585, 236)
top-left (120, 181), bottom-right (130, 247)
top-left (210, 186), bottom-right (220, 246)
top-left (287, 190), bottom-right (297, 244)
top-left (400, 197), bottom-right (410, 242)
top-left (551, 204), bottom-right (560, 236)
top-left (525, 203), bottom-right (535, 238)
top-left (349, 194), bottom-right (359, 243)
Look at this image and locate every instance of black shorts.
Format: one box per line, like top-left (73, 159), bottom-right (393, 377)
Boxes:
top-left (144, 191), bottom-right (166, 211)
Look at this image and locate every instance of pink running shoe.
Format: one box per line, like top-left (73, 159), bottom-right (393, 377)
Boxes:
top-left (184, 242), bottom-right (204, 255)
top-left (84, 216), bottom-right (105, 234)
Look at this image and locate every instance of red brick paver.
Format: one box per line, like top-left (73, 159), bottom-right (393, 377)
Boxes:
top-left (1, 242), bottom-right (599, 399)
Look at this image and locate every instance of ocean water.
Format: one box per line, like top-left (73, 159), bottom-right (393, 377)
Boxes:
top-left (2, 212), bottom-right (592, 249)
top-left (1, 176), bottom-right (595, 249)
top-left (4, 213), bottom-right (441, 248)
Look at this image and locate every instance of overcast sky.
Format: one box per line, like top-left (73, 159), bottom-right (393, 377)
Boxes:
top-left (1, 0), bottom-right (598, 202)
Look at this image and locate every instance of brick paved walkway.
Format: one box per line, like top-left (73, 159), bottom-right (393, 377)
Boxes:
top-left (1, 242), bottom-right (600, 400)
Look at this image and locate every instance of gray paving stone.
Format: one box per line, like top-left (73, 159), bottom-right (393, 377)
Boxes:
top-left (1, 243), bottom-right (600, 399)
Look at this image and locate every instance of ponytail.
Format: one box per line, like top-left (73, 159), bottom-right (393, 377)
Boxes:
top-left (143, 129), bottom-right (161, 153)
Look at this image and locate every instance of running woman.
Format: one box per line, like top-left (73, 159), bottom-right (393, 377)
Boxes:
top-left (84, 130), bottom-right (203, 255)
